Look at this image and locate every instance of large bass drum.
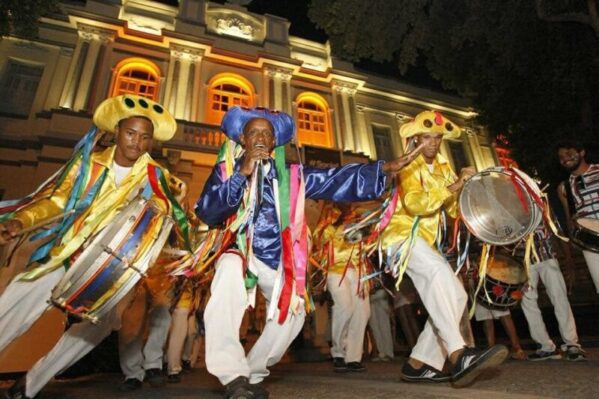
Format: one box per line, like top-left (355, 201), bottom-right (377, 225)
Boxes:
top-left (475, 252), bottom-right (527, 309)
top-left (571, 216), bottom-right (599, 253)
top-left (51, 195), bottom-right (173, 323)
top-left (460, 167), bottom-right (543, 245)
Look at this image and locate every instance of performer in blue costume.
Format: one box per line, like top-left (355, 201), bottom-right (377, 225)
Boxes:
top-left (195, 106), bottom-right (421, 399)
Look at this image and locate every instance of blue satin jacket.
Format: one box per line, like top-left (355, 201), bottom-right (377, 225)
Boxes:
top-left (195, 158), bottom-right (387, 270)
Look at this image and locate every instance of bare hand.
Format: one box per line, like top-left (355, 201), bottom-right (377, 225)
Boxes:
top-left (239, 146), bottom-right (271, 176)
top-left (0, 219), bottom-right (23, 245)
top-left (447, 166), bottom-right (477, 193)
top-left (382, 142), bottom-right (425, 175)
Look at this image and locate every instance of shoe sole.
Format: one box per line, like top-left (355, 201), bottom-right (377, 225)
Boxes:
top-left (452, 346), bottom-right (509, 388)
top-left (528, 355), bottom-right (562, 361)
top-left (401, 374), bottom-right (451, 383)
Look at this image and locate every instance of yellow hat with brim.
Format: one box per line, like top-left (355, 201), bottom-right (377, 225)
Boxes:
top-left (399, 110), bottom-right (461, 140)
top-left (93, 95), bottom-right (177, 141)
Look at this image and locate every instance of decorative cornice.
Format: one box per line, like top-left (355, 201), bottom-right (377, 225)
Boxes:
top-left (170, 45), bottom-right (205, 62)
top-left (264, 66), bottom-right (293, 81)
top-left (332, 80), bottom-right (358, 95)
top-left (77, 24), bottom-right (115, 43)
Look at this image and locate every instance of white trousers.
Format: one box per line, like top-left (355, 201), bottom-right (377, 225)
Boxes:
top-left (582, 250), bottom-right (599, 293)
top-left (368, 289), bottom-right (394, 359)
top-left (204, 253), bottom-right (305, 385)
top-left (0, 268), bottom-right (65, 353)
top-left (167, 306), bottom-right (197, 374)
top-left (327, 269), bottom-right (370, 363)
top-left (26, 306), bottom-right (122, 397)
top-left (404, 238), bottom-right (468, 371)
top-left (119, 283), bottom-right (172, 380)
top-left (520, 258), bottom-right (580, 352)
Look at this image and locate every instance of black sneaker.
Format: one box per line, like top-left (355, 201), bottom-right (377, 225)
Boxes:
top-left (224, 376), bottom-right (254, 399)
top-left (167, 373), bottom-right (182, 383)
top-left (181, 359), bottom-right (193, 373)
top-left (527, 350), bottom-right (562, 361)
top-left (4, 378), bottom-right (30, 399)
top-left (400, 362), bottom-right (451, 383)
top-left (346, 362), bottom-right (366, 372)
top-left (145, 368), bottom-right (166, 388)
top-left (451, 345), bottom-right (509, 388)
top-left (332, 357), bottom-right (348, 373)
top-left (248, 382), bottom-right (269, 399)
top-left (565, 346), bottom-right (587, 362)
top-left (120, 378), bottom-right (142, 391)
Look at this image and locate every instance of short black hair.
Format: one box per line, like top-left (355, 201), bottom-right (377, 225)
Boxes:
top-left (555, 140), bottom-right (585, 153)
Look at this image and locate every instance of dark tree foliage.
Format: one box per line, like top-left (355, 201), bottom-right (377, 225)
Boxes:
top-left (308, 0), bottom-right (599, 185)
top-left (1, 0), bottom-right (60, 39)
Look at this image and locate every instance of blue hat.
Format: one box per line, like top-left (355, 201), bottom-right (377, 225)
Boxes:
top-left (220, 106), bottom-right (295, 147)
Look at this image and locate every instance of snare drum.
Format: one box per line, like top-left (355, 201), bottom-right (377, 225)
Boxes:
top-left (51, 196), bottom-right (173, 323)
top-left (571, 216), bottom-right (599, 253)
top-left (476, 252), bottom-right (527, 309)
top-left (460, 167), bottom-right (543, 245)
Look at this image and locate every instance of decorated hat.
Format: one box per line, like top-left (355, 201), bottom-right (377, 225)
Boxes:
top-left (221, 106), bottom-right (295, 147)
top-left (399, 110), bottom-right (461, 140)
top-left (93, 95), bottom-right (177, 141)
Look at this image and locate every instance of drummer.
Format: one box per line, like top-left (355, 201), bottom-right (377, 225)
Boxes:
top-left (0, 95), bottom-right (187, 399)
top-left (556, 141), bottom-right (599, 293)
top-left (378, 111), bottom-right (509, 387)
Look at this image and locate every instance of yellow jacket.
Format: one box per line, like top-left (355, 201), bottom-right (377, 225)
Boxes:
top-left (322, 223), bottom-right (362, 275)
top-left (381, 153), bottom-right (458, 249)
top-left (13, 146), bottom-right (179, 279)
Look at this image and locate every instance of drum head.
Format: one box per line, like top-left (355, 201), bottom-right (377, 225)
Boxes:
top-left (460, 168), bottom-right (541, 245)
top-left (486, 253), bottom-right (527, 285)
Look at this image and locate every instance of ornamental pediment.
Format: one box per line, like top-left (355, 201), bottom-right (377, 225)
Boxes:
top-left (206, 6), bottom-right (266, 43)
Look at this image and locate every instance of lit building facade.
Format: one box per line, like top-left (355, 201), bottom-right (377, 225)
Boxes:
top-left (0, 0), bottom-right (500, 204)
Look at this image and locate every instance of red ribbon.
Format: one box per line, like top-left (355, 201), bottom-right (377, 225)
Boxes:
top-left (277, 227), bottom-right (295, 324)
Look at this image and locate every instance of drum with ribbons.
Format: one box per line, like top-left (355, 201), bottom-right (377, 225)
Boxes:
top-left (459, 167), bottom-right (543, 246)
top-left (50, 194), bottom-right (174, 324)
top-left (571, 215), bottom-right (599, 253)
top-left (474, 252), bottom-right (527, 309)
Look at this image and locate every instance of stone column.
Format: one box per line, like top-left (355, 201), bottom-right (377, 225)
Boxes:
top-left (264, 66), bottom-right (293, 111)
top-left (332, 81), bottom-right (358, 152)
top-left (393, 112), bottom-right (412, 155)
top-left (464, 127), bottom-right (484, 170)
top-left (72, 25), bottom-right (114, 111)
top-left (167, 45), bottom-right (203, 120)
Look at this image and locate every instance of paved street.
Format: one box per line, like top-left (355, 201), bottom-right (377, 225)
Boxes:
top-left (3, 347), bottom-right (598, 399)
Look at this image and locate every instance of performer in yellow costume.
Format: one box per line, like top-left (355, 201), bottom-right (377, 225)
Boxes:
top-left (0, 95), bottom-right (188, 399)
top-left (380, 111), bottom-right (509, 387)
top-left (314, 204), bottom-right (371, 373)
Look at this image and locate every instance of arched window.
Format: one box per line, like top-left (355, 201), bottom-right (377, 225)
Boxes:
top-left (206, 74), bottom-right (255, 125)
top-left (295, 93), bottom-right (333, 148)
top-left (110, 58), bottom-right (160, 100)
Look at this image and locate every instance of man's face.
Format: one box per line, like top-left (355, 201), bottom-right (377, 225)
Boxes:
top-left (114, 116), bottom-right (154, 167)
top-left (558, 147), bottom-right (585, 172)
top-left (416, 133), bottom-right (443, 163)
top-left (239, 118), bottom-right (275, 154)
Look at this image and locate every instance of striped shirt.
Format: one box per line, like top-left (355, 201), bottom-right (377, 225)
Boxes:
top-left (569, 164), bottom-right (599, 220)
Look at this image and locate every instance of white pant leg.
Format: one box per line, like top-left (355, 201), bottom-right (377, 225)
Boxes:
top-left (537, 258), bottom-right (579, 348)
top-left (204, 252), bottom-right (249, 385)
top-left (327, 272), bottom-right (355, 360)
top-left (582, 250), bottom-right (599, 293)
top-left (406, 238), bottom-right (467, 371)
top-left (182, 314), bottom-right (198, 362)
top-left (521, 261), bottom-right (555, 352)
top-left (25, 306), bottom-right (120, 398)
top-left (142, 303), bottom-right (171, 370)
top-left (0, 268), bottom-right (65, 352)
top-left (368, 290), bottom-right (394, 359)
top-left (119, 287), bottom-right (149, 381)
top-left (329, 268), bottom-right (370, 363)
top-left (167, 307), bottom-right (190, 374)
top-left (246, 258), bottom-right (306, 384)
